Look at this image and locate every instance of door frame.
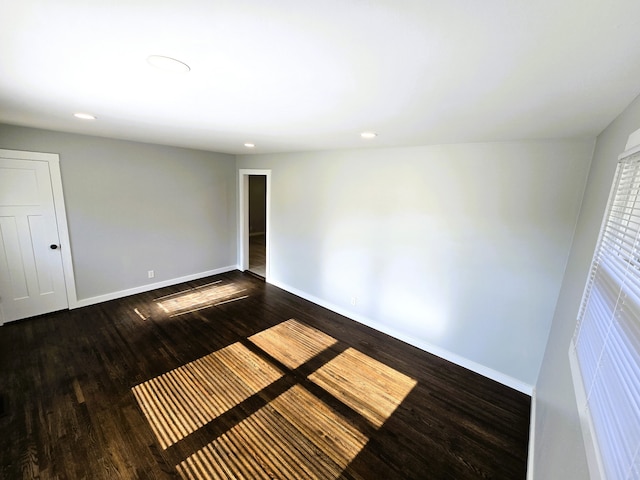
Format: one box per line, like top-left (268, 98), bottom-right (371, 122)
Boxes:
top-left (0, 149), bottom-right (77, 325)
top-left (238, 169), bottom-right (271, 280)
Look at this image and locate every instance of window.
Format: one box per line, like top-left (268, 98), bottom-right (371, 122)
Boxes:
top-left (570, 145), bottom-right (640, 479)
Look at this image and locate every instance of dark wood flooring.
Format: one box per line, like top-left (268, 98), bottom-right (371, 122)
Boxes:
top-left (249, 234), bottom-right (266, 278)
top-left (0, 271), bottom-right (530, 479)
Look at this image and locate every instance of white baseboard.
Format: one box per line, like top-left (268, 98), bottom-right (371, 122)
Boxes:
top-left (268, 278), bottom-right (534, 395)
top-left (72, 265), bottom-right (237, 309)
top-left (71, 268), bottom-right (534, 395)
top-left (526, 387), bottom-right (537, 479)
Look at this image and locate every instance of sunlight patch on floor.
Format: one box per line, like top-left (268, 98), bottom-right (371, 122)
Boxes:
top-left (154, 281), bottom-right (248, 316)
top-left (133, 318), bottom-right (417, 479)
top-left (176, 385), bottom-right (368, 480)
top-left (133, 307), bottom-right (148, 320)
top-left (132, 343), bottom-right (283, 449)
top-left (248, 319), bottom-right (338, 369)
top-left (308, 347), bottom-right (417, 428)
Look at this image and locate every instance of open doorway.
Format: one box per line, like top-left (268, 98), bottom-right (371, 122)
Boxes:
top-left (248, 175), bottom-right (266, 277)
top-left (238, 169), bottom-right (271, 280)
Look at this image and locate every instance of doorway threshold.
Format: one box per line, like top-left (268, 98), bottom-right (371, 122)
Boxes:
top-left (245, 270), bottom-right (265, 281)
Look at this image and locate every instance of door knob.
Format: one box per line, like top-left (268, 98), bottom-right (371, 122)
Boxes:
top-left (50, 244), bottom-right (59, 250)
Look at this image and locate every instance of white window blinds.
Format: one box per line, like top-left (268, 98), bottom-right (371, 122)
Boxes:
top-left (570, 147), bottom-right (640, 480)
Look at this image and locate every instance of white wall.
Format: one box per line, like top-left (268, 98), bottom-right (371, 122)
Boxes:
top-left (0, 124), bottom-right (237, 302)
top-left (237, 139), bottom-right (594, 388)
top-left (533, 93), bottom-right (640, 478)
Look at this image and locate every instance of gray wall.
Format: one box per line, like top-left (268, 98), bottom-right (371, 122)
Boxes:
top-left (533, 94), bottom-right (640, 477)
top-left (0, 124), bottom-right (237, 301)
top-left (237, 140), bottom-right (594, 388)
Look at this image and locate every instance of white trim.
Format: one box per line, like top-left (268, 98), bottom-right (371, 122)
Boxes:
top-left (268, 277), bottom-right (534, 395)
top-left (619, 139), bottom-right (640, 161)
top-left (48, 157), bottom-right (79, 308)
top-left (526, 387), bottom-right (537, 480)
top-left (238, 169), bottom-right (271, 280)
top-left (624, 126), bottom-right (640, 151)
top-left (569, 340), bottom-right (605, 480)
top-left (238, 173), bottom-right (249, 271)
top-left (74, 265), bottom-right (236, 308)
top-left (0, 149), bottom-right (59, 162)
top-left (0, 148), bottom-right (78, 313)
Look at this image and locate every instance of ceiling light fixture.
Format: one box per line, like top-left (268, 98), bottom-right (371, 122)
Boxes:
top-left (360, 131), bottom-right (377, 139)
top-left (73, 113), bottom-right (96, 120)
top-left (244, 143), bottom-right (256, 148)
top-left (146, 55), bottom-right (190, 73)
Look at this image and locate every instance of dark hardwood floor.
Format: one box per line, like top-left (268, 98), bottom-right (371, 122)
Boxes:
top-left (249, 234), bottom-right (266, 278)
top-left (0, 271), bottom-right (530, 479)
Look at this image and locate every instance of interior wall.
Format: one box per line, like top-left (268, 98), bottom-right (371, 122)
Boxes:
top-left (237, 139), bottom-right (594, 387)
top-left (0, 124), bottom-right (237, 302)
top-left (533, 93), bottom-right (640, 478)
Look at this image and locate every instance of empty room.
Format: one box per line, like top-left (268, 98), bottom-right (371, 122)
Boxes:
top-left (1, 1), bottom-right (640, 479)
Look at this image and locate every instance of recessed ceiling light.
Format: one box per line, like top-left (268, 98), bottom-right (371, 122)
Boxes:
top-left (244, 143), bottom-right (256, 148)
top-left (146, 55), bottom-right (190, 73)
top-left (74, 113), bottom-right (96, 120)
top-left (360, 131), bottom-right (377, 139)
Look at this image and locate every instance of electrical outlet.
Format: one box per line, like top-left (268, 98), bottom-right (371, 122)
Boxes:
top-left (350, 296), bottom-right (357, 306)
top-left (148, 270), bottom-right (154, 279)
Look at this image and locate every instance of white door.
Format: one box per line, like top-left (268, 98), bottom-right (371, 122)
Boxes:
top-left (0, 154), bottom-right (69, 323)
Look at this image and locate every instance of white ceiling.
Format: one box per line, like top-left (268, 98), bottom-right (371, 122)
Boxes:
top-left (2, 0), bottom-right (640, 155)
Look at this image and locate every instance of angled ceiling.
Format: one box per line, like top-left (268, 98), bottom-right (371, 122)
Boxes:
top-left (1, 0), bottom-right (640, 154)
